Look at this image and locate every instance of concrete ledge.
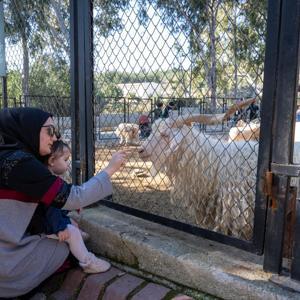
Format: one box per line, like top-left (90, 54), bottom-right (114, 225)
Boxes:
top-left (73, 206), bottom-right (300, 300)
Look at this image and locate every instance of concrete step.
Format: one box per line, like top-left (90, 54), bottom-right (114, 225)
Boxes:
top-left (74, 205), bottom-right (300, 300)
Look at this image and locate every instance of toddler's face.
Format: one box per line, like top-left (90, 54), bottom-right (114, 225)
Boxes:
top-left (50, 148), bottom-right (70, 175)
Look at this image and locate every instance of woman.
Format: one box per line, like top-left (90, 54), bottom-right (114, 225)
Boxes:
top-left (0, 107), bottom-right (126, 297)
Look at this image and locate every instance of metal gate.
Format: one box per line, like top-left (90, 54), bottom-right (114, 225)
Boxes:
top-left (260, 0), bottom-right (300, 280)
top-left (2, 0), bottom-right (300, 280)
top-left (71, 0), bottom-right (270, 254)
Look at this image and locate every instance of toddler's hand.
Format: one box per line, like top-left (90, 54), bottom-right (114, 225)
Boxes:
top-left (58, 228), bottom-right (70, 242)
top-left (104, 151), bottom-right (127, 177)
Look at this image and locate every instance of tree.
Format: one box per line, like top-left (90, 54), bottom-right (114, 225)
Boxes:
top-left (4, 0), bottom-right (131, 99)
top-left (136, 0), bottom-right (267, 108)
top-left (4, 0), bottom-right (36, 95)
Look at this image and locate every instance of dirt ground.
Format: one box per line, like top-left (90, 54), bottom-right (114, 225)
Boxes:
top-left (95, 143), bottom-right (195, 224)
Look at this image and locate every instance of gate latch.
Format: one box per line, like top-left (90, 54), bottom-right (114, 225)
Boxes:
top-left (264, 163), bottom-right (300, 198)
top-left (270, 163), bottom-right (300, 201)
top-left (271, 163), bottom-right (300, 177)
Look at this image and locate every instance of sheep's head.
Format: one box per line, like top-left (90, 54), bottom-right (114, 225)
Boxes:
top-left (138, 98), bottom-right (256, 174)
top-left (138, 118), bottom-right (190, 173)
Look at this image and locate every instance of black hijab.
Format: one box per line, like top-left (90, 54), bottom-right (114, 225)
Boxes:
top-left (0, 107), bottom-right (66, 203)
top-left (0, 107), bottom-right (52, 158)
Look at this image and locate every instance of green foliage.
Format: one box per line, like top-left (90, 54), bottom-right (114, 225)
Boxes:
top-left (29, 56), bottom-right (70, 96)
top-left (3, 0), bottom-right (268, 106)
top-left (6, 70), bottom-right (22, 99)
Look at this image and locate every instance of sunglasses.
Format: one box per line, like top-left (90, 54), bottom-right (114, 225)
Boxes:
top-left (42, 125), bottom-right (61, 139)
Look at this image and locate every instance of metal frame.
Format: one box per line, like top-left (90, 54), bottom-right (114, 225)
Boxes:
top-left (97, 0), bottom-right (281, 254)
top-left (70, 0), bottom-right (94, 184)
top-left (100, 199), bottom-right (256, 251)
top-left (251, 0), bottom-right (283, 256)
top-left (263, 0), bottom-right (300, 273)
top-left (70, 0), bottom-right (300, 259)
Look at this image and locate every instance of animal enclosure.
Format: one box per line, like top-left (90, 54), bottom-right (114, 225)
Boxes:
top-left (3, 1), bottom-right (300, 280)
top-left (93, 98), bottom-right (263, 241)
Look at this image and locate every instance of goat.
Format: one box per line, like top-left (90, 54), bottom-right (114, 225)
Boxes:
top-left (228, 119), bottom-right (260, 142)
top-left (115, 123), bottom-right (140, 145)
top-left (229, 119), bottom-right (300, 145)
top-left (138, 98), bottom-right (299, 240)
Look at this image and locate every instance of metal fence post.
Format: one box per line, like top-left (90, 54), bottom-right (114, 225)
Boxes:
top-left (252, 0), bottom-right (283, 255)
top-left (70, 0), bottom-right (94, 184)
top-left (263, 0), bottom-right (300, 273)
top-left (83, 0), bottom-right (95, 180)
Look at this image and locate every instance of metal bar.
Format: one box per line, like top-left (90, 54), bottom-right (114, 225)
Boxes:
top-left (77, 0), bottom-right (87, 182)
top-left (263, 0), bottom-right (300, 273)
top-left (99, 200), bottom-right (256, 252)
top-left (252, 0), bottom-right (282, 255)
top-left (271, 163), bottom-right (300, 177)
top-left (83, 0), bottom-right (95, 179)
top-left (291, 179), bottom-right (300, 280)
top-left (70, 0), bottom-right (81, 184)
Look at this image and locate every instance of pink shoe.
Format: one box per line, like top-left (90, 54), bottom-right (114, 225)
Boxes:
top-left (79, 252), bottom-right (111, 274)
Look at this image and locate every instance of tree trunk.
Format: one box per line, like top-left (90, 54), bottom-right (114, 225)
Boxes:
top-left (234, 9), bottom-right (238, 99)
top-left (21, 32), bottom-right (29, 98)
top-left (207, 0), bottom-right (219, 112)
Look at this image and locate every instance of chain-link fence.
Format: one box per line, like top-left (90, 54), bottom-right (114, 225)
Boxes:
top-left (1, 0), bottom-right (71, 105)
top-left (1, 0), bottom-right (72, 179)
top-left (4, 0), bottom-right (300, 245)
top-left (2, 0), bottom-right (300, 280)
top-left (93, 0), bottom-right (267, 241)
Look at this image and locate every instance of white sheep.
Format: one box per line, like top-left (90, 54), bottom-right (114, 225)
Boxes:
top-left (115, 123), bottom-right (140, 145)
top-left (139, 99), bottom-right (299, 240)
top-left (228, 119), bottom-right (260, 142)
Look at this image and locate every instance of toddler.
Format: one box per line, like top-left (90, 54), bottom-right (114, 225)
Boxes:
top-left (45, 140), bottom-right (110, 274)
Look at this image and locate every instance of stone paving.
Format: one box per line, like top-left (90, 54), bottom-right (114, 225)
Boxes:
top-left (24, 266), bottom-right (195, 300)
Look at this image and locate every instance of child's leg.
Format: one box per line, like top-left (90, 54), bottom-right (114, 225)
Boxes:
top-left (65, 224), bottom-right (110, 273)
top-left (65, 224), bottom-right (89, 262)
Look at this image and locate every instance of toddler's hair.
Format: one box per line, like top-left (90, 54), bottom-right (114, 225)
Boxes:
top-left (43, 140), bottom-right (70, 165)
top-left (51, 140), bottom-right (71, 157)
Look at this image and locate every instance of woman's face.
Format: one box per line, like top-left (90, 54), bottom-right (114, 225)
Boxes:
top-left (39, 117), bottom-right (58, 156)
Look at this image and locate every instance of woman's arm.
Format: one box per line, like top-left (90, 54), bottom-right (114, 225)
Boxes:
top-left (2, 150), bottom-right (126, 209)
top-left (62, 170), bottom-right (112, 210)
top-left (62, 151), bottom-right (126, 209)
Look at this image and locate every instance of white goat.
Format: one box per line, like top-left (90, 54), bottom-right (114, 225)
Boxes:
top-left (139, 99), bottom-right (299, 240)
top-left (115, 123), bottom-right (140, 145)
top-left (228, 119), bottom-right (260, 142)
top-left (229, 118), bottom-right (300, 145)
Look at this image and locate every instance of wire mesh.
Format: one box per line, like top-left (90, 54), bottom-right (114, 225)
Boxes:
top-left (1, 0), bottom-right (299, 248)
top-left (92, 0), bottom-right (268, 241)
top-left (1, 0), bottom-right (72, 179)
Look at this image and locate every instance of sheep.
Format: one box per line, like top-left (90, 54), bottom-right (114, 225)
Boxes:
top-left (228, 119), bottom-right (260, 142)
top-left (229, 119), bottom-right (300, 145)
top-left (138, 98), bottom-right (286, 240)
top-left (115, 123), bottom-right (140, 145)
top-left (139, 101), bottom-right (300, 239)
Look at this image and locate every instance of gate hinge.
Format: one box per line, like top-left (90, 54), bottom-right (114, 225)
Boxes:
top-left (264, 171), bottom-right (273, 198)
